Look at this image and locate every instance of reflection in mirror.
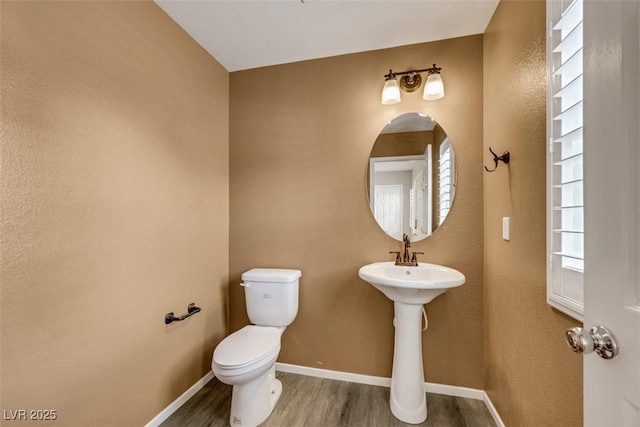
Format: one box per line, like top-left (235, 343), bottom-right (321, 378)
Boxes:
top-left (367, 113), bottom-right (455, 242)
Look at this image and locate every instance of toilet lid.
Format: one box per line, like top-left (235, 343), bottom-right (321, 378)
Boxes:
top-left (242, 268), bottom-right (301, 283)
top-left (213, 326), bottom-right (281, 369)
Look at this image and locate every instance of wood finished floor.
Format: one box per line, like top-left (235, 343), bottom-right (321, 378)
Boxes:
top-left (161, 372), bottom-right (497, 427)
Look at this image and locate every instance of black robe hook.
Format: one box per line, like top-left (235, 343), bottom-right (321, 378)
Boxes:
top-left (484, 146), bottom-right (510, 172)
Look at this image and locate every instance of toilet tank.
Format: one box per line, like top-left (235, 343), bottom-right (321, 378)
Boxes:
top-left (242, 268), bottom-right (301, 327)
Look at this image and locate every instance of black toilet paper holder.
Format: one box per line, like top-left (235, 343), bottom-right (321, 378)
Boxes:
top-left (165, 303), bottom-right (201, 324)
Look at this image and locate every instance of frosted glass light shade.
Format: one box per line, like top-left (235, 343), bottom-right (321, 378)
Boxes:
top-left (423, 73), bottom-right (444, 100)
top-left (381, 78), bottom-right (401, 104)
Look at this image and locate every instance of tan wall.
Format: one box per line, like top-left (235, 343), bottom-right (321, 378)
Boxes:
top-left (0, 2), bottom-right (229, 426)
top-left (483, 1), bottom-right (583, 425)
top-left (229, 36), bottom-right (485, 387)
top-left (1, 1), bottom-right (585, 424)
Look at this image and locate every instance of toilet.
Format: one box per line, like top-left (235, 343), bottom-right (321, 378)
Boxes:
top-left (212, 268), bottom-right (301, 427)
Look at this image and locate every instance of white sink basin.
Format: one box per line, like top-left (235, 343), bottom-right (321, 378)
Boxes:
top-left (358, 261), bottom-right (465, 304)
top-left (358, 261), bottom-right (466, 423)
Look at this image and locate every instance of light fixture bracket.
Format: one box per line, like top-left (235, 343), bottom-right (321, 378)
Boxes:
top-left (399, 73), bottom-right (422, 92)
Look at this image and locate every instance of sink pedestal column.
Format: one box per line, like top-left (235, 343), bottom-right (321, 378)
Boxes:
top-left (390, 302), bottom-right (427, 424)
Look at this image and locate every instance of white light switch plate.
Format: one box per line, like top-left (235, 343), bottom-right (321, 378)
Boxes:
top-left (502, 217), bottom-right (510, 241)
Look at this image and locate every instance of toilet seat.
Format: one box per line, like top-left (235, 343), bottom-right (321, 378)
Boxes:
top-left (213, 326), bottom-right (281, 374)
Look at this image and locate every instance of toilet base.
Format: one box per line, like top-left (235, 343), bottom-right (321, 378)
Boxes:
top-left (229, 365), bottom-right (282, 427)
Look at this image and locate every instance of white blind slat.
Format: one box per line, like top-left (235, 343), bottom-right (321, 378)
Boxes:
top-left (553, 205), bottom-right (583, 210)
top-left (553, 0), bottom-right (582, 34)
top-left (553, 48), bottom-right (583, 87)
top-left (554, 75), bottom-right (583, 112)
top-left (552, 22), bottom-right (583, 60)
top-left (553, 125), bottom-right (582, 144)
top-left (552, 252), bottom-right (584, 261)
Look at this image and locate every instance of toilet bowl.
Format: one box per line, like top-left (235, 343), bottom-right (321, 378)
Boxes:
top-left (211, 268), bottom-right (301, 427)
top-left (212, 325), bottom-right (284, 426)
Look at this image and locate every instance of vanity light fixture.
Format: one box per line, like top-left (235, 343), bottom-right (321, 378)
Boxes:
top-left (380, 64), bottom-right (444, 105)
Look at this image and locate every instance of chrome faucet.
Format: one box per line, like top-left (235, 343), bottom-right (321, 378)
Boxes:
top-left (389, 234), bottom-right (423, 266)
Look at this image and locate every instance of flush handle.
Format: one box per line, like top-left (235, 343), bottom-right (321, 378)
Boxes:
top-left (565, 326), bottom-right (619, 360)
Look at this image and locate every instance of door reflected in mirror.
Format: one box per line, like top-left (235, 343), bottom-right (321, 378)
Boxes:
top-left (367, 113), bottom-right (456, 242)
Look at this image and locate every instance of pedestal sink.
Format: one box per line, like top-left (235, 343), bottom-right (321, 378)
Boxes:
top-left (358, 261), bottom-right (465, 424)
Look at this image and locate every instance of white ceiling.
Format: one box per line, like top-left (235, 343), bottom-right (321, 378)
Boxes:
top-left (155, 0), bottom-right (500, 72)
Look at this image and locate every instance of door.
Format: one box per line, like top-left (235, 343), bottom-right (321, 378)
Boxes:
top-left (582, 1), bottom-right (640, 425)
top-left (374, 184), bottom-right (403, 240)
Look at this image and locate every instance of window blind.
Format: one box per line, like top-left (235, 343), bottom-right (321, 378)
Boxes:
top-left (409, 187), bottom-right (416, 234)
top-left (548, 0), bottom-right (584, 319)
top-left (438, 139), bottom-right (453, 226)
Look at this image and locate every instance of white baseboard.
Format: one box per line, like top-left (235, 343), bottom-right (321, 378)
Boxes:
top-left (276, 363), bottom-right (505, 425)
top-left (276, 362), bottom-right (391, 388)
top-left (483, 391), bottom-right (506, 427)
top-left (145, 371), bottom-right (215, 427)
top-left (276, 362), bottom-right (484, 400)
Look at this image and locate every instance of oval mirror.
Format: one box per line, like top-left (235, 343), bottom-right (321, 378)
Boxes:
top-left (367, 113), bottom-right (456, 242)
